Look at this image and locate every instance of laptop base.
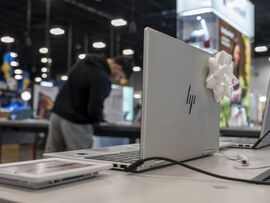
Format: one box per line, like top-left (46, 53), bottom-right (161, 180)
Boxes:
top-left (0, 172), bottom-right (98, 189)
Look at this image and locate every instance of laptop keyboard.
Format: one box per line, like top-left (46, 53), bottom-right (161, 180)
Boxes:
top-left (85, 150), bottom-right (140, 163)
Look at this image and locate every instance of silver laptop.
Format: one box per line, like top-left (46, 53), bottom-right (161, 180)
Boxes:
top-left (0, 158), bottom-right (112, 189)
top-left (44, 28), bottom-right (220, 171)
top-left (220, 80), bottom-right (270, 149)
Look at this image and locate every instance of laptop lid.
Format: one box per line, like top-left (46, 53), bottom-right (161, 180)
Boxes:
top-left (255, 79), bottom-right (270, 148)
top-left (140, 28), bottom-right (220, 161)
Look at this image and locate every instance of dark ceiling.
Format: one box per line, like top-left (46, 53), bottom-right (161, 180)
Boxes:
top-left (0, 0), bottom-right (269, 80)
top-left (0, 0), bottom-right (176, 79)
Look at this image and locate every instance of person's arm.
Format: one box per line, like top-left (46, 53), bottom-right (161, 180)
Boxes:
top-left (87, 79), bottom-right (111, 123)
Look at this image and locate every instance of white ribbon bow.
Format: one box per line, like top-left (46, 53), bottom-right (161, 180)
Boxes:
top-left (206, 50), bottom-right (239, 102)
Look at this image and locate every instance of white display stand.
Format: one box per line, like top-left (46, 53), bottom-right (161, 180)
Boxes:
top-left (0, 147), bottom-right (270, 203)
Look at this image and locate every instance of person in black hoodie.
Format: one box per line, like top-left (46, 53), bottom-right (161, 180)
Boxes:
top-left (45, 54), bottom-right (133, 153)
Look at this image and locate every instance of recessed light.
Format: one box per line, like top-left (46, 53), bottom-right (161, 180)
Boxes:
top-left (50, 27), bottom-right (65, 35)
top-left (41, 73), bottom-right (48, 78)
top-left (10, 61), bottom-right (19, 67)
top-left (35, 77), bottom-right (42, 83)
top-left (123, 49), bottom-right (134, 55)
top-left (10, 52), bottom-right (18, 58)
top-left (1, 36), bottom-right (15, 43)
top-left (259, 96), bottom-right (267, 102)
top-left (14, 69), bottom-right (23, 75)
top-left (111, 19), bottom-right (127, 27)
top-left (78, 53), bottom-right (86, 59)
top-left (134, 93), bottom-right (142, 99)
top-left (41, 67), bottom-right (48, 73)
top-left (196, 16), bottom-right (202, 21)
top-left (133, 66), bottom-right (141, 72)
top-left (21, 91), bottom-right (32, 101)
top-left (92, 42), bottom-right (106, 49)
top-left (39, 47), bottom-right (48, 54)
top-left (61, 75), bottom-right (68, 81)
top-left (14, 75), bottom-right (23, 80)
top-left (41, 57), bottom-right (48, 63)
top-left (255, 46), bottom-right (268, 53)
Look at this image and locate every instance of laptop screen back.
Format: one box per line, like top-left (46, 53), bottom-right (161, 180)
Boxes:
top-left (140, 28), bottom-right (220, 161)
top-left (258, 80), bottom-right (270, 148)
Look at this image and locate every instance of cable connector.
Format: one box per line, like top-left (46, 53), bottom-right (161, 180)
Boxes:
top-left (125, 159), bottom-right (145, 172)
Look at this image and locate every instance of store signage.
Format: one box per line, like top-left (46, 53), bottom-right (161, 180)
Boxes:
top-left (223, 0), bottom-right (247, 18)
top-left (213, 0), bottom-right (254, 37)
top-left (220, 26), bottom-right (235, 48)
top-left (177, 0), bottom-right (254, 37)
top-left (186, 85), bottom-right (196, 114)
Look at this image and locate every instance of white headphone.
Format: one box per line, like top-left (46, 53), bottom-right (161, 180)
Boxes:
top-left (236, 154), bottom-right (249, 166)
top-left (220, 152), bottom-right (270, 170)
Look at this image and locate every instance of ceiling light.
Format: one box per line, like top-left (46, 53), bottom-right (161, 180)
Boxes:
top-left (41, 73), bottom-right (48, 78)
top-left (10, 52), bottom-right (18, 58)
top-left (1, 36), bottom-right (15, 43)
top-left (134, 93), bottom-right (142, 99)
top-left (21, 91), bottom-right (31, 101)
top-left (78, 53), bottom-right (86, 59)
top-left (111, 19), bottom-right (127, 27)
top-left (39, 47), bottom-right (48, 54)
top-left (255, 46), bottom-right (268, 53)
top-left (269, 57), bottom-right (270, 62)
top-left (92, 42), bottom-right (106, 49)
top-left (40, 58), bottom-right (52, 64)
top-left (259, 96), bottom-right (267, 102)
top-left (50, 27), bottom-right (65, 35)
top-left (35, 77), bottom-right (42, 83)
top-left (41, 57), bottom-right (48, 63)
top-left (133, 66), bottom-right (141, 72)
top-left (196, 16), bottom-right (202, 21)
top-left (123, 49), bottom-right (134, 55)
top-left (61, 75), bottom-right (68, 81)
top-left (10, 61), bottom-right (19, 67)
top-left (40, 81), bottom-right (53, 87)
top-left (14, 69), bottom-right (23, 75)
top-left (14, 75), bottom-right (23, 80)
top-left (41, 67), bottom-right (48, 73)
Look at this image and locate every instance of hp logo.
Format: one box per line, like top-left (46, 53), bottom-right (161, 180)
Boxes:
top-left (186, 85), bottom-right (196, 114)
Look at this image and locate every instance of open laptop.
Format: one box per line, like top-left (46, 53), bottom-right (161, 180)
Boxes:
top-left (220, 80), bottom-right (270, 149)
top-left (0, 158), bottom-right (112, 189)
top-left (44, 28), bottom-right (220, 171)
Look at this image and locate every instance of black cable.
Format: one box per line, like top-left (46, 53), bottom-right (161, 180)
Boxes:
top-left (253, 130), bottom-right (270, 149)
top-left (125, 157), bottom-right (270, 185)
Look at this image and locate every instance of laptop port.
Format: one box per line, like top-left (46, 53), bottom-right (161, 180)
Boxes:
top-left (239, 144), bottom-right (243, 147)
top-left (120, 165), bottom-right (126, 169)
top-left (113, 164), bottom-right (117, 168)
top-left (245, 145), bottom-right (251, 148)
top-left (76, 152), bottom-right (88, 156)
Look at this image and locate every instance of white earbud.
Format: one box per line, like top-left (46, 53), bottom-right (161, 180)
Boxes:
top-left (237, 154), bottom-right (249, 166)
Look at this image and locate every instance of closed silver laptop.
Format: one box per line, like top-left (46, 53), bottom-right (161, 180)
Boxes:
top-left (0, 158), bottom-right (112, 189)
top-left (44, 28), bottom-right (220, 171)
